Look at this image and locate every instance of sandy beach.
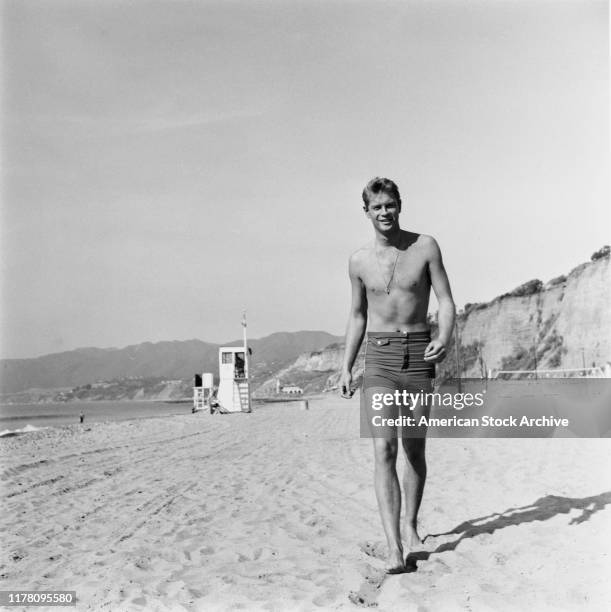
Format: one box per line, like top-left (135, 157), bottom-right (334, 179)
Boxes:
top-left (1, 395), bottom-right (610, 611)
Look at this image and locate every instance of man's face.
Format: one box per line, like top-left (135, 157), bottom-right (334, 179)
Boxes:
top-left (364, 191), bottom-right (400, 233)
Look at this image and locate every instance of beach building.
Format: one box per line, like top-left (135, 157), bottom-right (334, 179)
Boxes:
top-left (281, 385), bottom-right (303, 395)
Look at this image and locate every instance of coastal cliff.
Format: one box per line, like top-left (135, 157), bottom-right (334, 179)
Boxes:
top-left (254, 344), bottom-right (365, 397)
top-left (442, 249), bottom-right (610, 378)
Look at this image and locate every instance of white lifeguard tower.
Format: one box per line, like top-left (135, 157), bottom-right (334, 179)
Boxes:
top-left (217, 312), bottom-right (252, 413)
top-left (216, 346), bottom-right (251, 412)
top-left (192, 313), bottom-right (252, 414)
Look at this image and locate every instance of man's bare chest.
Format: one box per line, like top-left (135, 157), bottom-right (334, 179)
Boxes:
top-left (360, 251), bottom-right (430, 296)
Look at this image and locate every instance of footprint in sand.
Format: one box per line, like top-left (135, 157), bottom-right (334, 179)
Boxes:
top-left (348, 563), bottom-right (387, 608)
top-left (493, 552), bottom-right (507, 566)
top-left (358, 540), bottom-right (386, 561)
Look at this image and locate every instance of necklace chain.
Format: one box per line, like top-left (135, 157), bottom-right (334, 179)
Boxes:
top-left (376, 246), bottom-right (401, 294)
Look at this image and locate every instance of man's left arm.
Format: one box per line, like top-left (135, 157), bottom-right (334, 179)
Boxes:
top-left (424, 237), bottom-right (456, 363)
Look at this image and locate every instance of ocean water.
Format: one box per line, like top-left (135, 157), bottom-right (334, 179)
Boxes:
top-left (0, 400), bottom-right (191, 436)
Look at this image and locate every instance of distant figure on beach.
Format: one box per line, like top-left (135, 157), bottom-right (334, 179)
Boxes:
top-left (340, 177), bottom-right (455, 573)
top-left (79, 411), bottom-right (84, 424)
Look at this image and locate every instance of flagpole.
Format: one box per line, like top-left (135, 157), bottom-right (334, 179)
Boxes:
top-left (241, 311), bottom-right (251, 412)
top-left (242, 311), bottom-right (249, 379)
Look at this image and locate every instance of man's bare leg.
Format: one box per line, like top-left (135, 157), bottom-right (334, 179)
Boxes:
top-left (401, 437), bottom-right (426, 551)
top-left (373, 437), bottom-right (405, 572)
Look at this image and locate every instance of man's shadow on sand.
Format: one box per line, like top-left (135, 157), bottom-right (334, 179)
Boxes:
top-left (351, 491), bottom-right (610, 606)
top-left (405, 490), bottom-right (611, 569)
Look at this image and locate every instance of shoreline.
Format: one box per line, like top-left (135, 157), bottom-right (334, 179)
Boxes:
top-left (1, 392), bottom-right (329, 407)
top-left (0, 397), bottom-right (321, 439)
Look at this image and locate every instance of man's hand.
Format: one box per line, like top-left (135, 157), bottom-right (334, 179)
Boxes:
top-left (340, 371), bottom-right (354, 398)
top-left (424, 339), bottom-right (447, 363)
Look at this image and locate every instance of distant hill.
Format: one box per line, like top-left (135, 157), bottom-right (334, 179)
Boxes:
top-left (0, 331), bottom-right (341, 396)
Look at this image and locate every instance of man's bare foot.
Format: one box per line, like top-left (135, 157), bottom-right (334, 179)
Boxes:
top-left (385, 547), bottom-right (406, 574)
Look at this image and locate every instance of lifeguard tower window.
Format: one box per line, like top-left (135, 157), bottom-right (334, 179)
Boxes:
top-left (235, 352), bottom-right (245, 379)
top-left (221, 352), bottom-right (233, 364)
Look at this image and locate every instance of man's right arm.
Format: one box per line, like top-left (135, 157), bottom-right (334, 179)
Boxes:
top-left (340, 255), bottom-right (367, 398)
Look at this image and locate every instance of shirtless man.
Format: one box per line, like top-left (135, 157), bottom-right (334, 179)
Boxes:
top-left (340, 177), bottom-right (455, 573)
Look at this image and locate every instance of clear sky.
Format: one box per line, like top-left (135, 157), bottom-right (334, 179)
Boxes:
top-left (2, 0), bottom-right (609, 359)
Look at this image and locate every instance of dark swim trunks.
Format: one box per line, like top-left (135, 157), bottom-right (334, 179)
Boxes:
top-left (361, 331), bottom-right (434, 438)
top-left (362, 331), bottom-right (435, 390)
